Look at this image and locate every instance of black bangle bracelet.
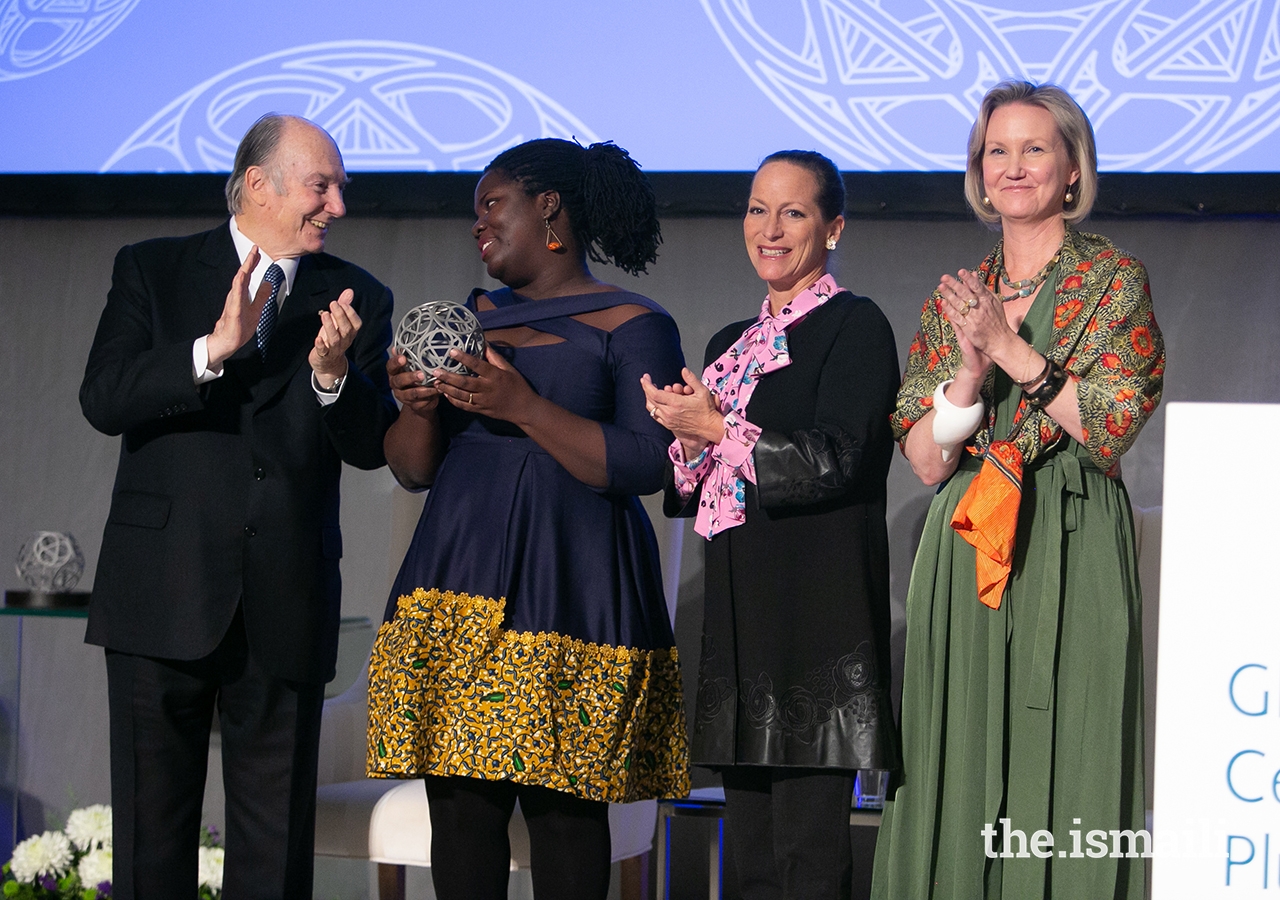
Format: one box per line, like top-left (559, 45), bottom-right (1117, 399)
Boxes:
top-left (1016, 355), bottom-right (1052, 389)
top-left (1023, 360), bottom-right (1068, 408)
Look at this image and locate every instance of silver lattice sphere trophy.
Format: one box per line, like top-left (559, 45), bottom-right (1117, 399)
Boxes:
top-left (16, 531), bottom-right (85, 592)
top-left (394, 301), bottom-right (486, 386)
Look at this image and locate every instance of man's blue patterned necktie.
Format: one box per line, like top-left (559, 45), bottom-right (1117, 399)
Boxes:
top-left (256, 263), bottom-right (284, 357)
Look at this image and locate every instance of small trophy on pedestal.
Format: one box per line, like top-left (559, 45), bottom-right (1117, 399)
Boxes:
top-left (6, 531), bottom-right (89, 608)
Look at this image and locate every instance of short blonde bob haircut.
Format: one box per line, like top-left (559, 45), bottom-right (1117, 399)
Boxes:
top-left (964, 80), bottom-right (1098, 226)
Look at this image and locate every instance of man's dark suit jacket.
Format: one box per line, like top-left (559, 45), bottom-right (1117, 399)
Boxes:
top-left (80, 223), bottom-right (397, 684)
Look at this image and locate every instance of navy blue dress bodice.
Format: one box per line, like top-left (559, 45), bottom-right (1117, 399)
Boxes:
top-left (388, 289), bottom-right (686, 652)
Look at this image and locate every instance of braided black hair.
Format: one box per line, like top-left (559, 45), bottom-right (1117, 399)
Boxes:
top-left (486, 138), bottom-right (661, 275)
top-left (759, 149), bottom-right (846, 222)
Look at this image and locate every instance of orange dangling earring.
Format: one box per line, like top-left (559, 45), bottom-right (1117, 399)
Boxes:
top-left (545, 218), bottom-right (563, 252)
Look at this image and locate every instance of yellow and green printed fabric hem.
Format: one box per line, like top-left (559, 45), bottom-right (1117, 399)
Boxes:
top-left (366, 587), bottom-right (692, 804)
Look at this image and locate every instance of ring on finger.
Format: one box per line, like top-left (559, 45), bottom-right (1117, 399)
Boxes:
top-left (468, 392), bottom-right (474, 404)
top-left (649, 407), bottom-right (658, 418)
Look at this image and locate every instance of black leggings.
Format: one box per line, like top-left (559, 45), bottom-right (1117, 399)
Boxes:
top-left (423, 775), bottom-right (612, 900)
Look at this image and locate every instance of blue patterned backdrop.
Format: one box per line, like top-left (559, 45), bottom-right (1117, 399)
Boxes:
top-left (2, 0), bottom-right (1278, 172)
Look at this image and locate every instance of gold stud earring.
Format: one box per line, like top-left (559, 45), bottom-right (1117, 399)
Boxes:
top-left (982, 196), bottom-right (992, 207)
top-left (825, 237), bottom-right (837, 251)
top-left (545, 218), bottom-right (563, 252)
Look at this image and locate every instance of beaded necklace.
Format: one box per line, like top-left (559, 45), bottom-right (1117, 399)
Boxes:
top-left (996, 238), bottom-right (1064, 302)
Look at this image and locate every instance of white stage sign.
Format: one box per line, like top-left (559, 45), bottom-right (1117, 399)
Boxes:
top-left (1153, 402), bottom-right (1280, 897)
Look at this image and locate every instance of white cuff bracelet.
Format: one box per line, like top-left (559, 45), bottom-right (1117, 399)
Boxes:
top-left (931, 380), bottom-right (984, 462)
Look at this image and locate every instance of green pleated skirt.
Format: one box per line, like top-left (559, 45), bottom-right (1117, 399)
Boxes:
top-left (872, 448), bottom-right (1146, 899)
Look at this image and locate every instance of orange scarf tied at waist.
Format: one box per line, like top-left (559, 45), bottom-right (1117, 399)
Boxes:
top-left (949, 441), bottom-right (1024, 610)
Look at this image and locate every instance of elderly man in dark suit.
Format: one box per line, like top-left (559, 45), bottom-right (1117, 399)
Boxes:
top-left (80, 114), bottom-right (396, 899)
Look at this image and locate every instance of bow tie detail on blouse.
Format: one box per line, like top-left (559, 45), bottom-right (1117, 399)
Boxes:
top-left (671, 273), bottom-right (840, 539)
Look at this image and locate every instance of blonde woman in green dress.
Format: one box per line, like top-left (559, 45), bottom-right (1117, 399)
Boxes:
top-left (872, 81), bottom-right (1165, 899)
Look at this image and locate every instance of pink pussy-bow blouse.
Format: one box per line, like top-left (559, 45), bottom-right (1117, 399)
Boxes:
top-left (670, 273), bottom-right (840, 539)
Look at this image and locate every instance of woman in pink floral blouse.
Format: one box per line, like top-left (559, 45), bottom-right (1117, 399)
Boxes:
top-left (643, 150), bottom-right (900, 899)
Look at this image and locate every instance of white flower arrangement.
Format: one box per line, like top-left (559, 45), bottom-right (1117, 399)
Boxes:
top-left (1, 805), bottom-right (222, 900)
top-left (8, 831), bottom-right (72, 884)
top-left (75, 849), bottom-right (112, 893)
top-left (63, 806), bottom-right (111, 853)
top-left (197, 846), bottom-right (225, 894)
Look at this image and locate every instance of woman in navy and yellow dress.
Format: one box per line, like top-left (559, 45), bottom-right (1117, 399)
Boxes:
top-left (366, 138), bottom-right (689, 900)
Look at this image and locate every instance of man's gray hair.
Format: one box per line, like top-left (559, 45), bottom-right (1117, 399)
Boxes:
top-left (224, 114), bottom-right (293, 214)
